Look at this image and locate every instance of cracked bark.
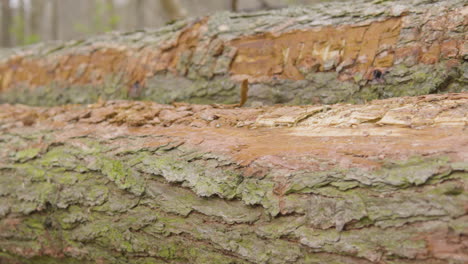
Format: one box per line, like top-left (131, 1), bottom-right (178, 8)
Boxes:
top-left (0, 93), bottom-right (467, 264)
top-left (0, 0), bottom-right (467, 263)
top-left (0, 0), bottom-right (466, 106)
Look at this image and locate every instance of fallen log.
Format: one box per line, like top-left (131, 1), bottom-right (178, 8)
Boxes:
top-left (0, 0), bottom-right (466, 106)
top-left (0, 93), bottom-right (467, 264)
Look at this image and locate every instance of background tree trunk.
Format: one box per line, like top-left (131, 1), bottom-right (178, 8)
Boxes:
top-left (135, 0), bottom-right (145, 29)
top-left (161, 0), bottom-right (187, 21)
top-left (30, 0), bottom-right (46, 42)
top-left (1, 0), bottom-right (12, 47)
top-left (50, 0), bottom-right (59, 40)
top-left (0, 0), bottom-right (465, 107)
top-left (231, 0), bottom-right (238, 12)
top-left (106, 0), bottom-right (118, 31)
top-left (15, 0), bottom-right (26, 45)
top-left (0, 93), bottom-right (467, 264)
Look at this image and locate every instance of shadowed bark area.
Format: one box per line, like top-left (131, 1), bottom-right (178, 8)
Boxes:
top-left (0, 93), bottom-right (467, 264)
top-left (0, 0), bottom-right (466, 106)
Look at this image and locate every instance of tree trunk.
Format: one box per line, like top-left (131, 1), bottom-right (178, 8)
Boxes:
top-left (0, 93), bottom-right (467, 264)
top-left (0, 1), bottom-right (466, 263)
top-left (135, 0), bottom-right (145, 29)
top-left (161, 0), bottom-right (187, 21)
top-left (15, 0), bottom-right (26, 45)
top-left (30, 0), bottom-right (46, 41)
top-left (106, 0), bottom-right (118, 31)
top-left (0, 0), bottom-right (465, 106)
top-left (50, 0), bottom-right (59, 40)
top-left (231, 0), bottom-right (238, 12)
top-left (1, 0), bottom-right (12, 47)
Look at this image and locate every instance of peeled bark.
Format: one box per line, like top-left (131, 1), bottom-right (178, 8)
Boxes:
top-left (0, 0), bottom-right (466, 106)
top-left (0, 93), bottom-right (467, 264)
top-left (0, 1), bottom-right (467, 263)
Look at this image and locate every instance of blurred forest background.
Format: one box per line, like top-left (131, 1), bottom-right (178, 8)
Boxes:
top-left (0, 0), bottom-right (342, 48)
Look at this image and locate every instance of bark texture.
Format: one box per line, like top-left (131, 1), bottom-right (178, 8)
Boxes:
top-left (0, 93), bottom-right (467, 264)
top-left (0, 0), bottom-right (466, 106)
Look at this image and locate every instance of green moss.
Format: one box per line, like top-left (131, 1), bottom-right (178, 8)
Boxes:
top-left (378, 156), bottom-right (451, 187)
top-left (256, 215), bottom-right (306, 239)
top-left (24, 216), bottom-right (45, 231)
top-left (2, 59), bottom-right (464, 106)
top-left (296, 224), bottom-right (430, 260)
top-left (413, 71), bottom-right (428, 83)
top-left (14, 147), bottom-right (41, 162)
top-left (99, 157), bottom-right (145, 196)
top-left (1, 119), bottom-right (466, 263)
top-left (303, 254), bottom-right (358, 264)
top-left (100, 158), bottom-right (126, 181)
top-left (157, 243), bottom-right (178, 259)
top-left (443, 185), bottom-right (464, 196)
top-left (84, 185), bottom-right (109, 206)
top-left (105, 228), bottom-right (134, 253)
top-left (0, 255), bottom-right (90, 264)
top-left (236, 178), bottom-right (280, 216)
top-left (14, 164), bottom-right (46, 182)
top-left (349, 216), bottom-right (374, 229)
top-left (237, 179), bottom-right (273, 204)
top-left (52, 171), bottom-right (80, 185)
top-left (286, 156), bottom-right (456, 196)
top-left (91, 189), bottom-right (139, 213)
top-left (72, 220), bottom-right (109, 242)
top-left (39, 147), bottom-right (79, 169)
top-left (16, 181), bottom-right (56, 208)
top-left (144, 74), bottom-right (238, 105)
top-left (330, 180), bottom-right (359, 191)
top-left (132, 258), bottom-right (167, 264)
top-left (56, 205), bottom-right (88, 229)
top-left (140, 151), bottom-right (242, 199)
top-left (0, 74), bottom-right (129, 106)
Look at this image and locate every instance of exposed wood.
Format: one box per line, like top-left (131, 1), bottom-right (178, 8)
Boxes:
top-left (0, 1), bottom-right (466, 263)
top-left (0, 93), bottom-right (467, 264)
top-left (0, 0), bottom-right (465, 106)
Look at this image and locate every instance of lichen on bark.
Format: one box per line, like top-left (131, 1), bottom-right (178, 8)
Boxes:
top-left (0, 0), bottom-right (466, 106)
top-left (0, 93), bottom-right (467, 263)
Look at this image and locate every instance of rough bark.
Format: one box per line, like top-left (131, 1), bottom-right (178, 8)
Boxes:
top-left (0, 93), bottom-right (467, 264)
top-left (0, 0), bottom-right (466, 106)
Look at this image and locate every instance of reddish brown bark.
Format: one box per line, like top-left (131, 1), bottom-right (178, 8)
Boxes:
top-left (0, 93), bottom-right (467, 263)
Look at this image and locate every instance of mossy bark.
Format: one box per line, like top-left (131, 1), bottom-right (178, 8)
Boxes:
top-left (0, 93), bottom-right (467, 264)
top-left (0, 0), bottom-right (466, 106)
